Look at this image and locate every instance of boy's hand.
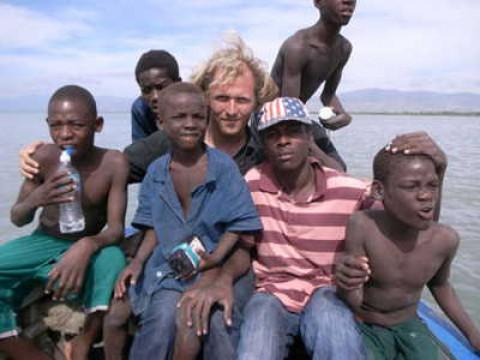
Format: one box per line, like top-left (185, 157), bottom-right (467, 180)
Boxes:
top-left (387, 131), bottom-right (447, 173)
top-left (29, 170), bottom-right (75, 207)
top-left (320, 113), bottom-right (351, 131)
top-left (115, 260), bottom-right (142, 299)
top-left (20, 140), bottom-right (44, 179)
top-left (45, 237), bottom-right (96, 301)
top-left (177, 276), bottom-right (234, 336)
top-left (335, 255), bottom-right (370, 290)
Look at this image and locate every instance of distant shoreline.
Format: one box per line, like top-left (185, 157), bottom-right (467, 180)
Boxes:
top-left (1, 111), bottom-right (480, 117)
top-left (351, 111), bottom-right (480, 117)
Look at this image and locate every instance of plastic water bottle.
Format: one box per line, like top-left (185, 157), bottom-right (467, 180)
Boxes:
top-left (58, 147), bottom-right (85, 233)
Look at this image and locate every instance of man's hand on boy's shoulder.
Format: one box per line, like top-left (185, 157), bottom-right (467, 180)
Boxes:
top-left (387, 131), bottom-right (447, 173)
top-left (45, 237), bottom-right (97, 301)
top-left (19, 140), bottom-right (46, 179)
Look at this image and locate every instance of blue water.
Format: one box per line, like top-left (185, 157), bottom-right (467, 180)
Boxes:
top-left (0, 112), bottom-right (478, 327)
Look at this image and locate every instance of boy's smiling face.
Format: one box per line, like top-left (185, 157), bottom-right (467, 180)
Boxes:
top-left (377, 156), bottom-right (440, 230)
top-left (162, 92), bottom-right (207, 151)
top-left (47, 99), bottom-right (102, 157)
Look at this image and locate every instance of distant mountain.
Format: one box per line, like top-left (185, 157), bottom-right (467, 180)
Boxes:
top-left (1, 89), bottom-right (479, 113)
top-left (0, 95), bottom-right (132, 113)
top-left (308, 89), bottom-right (480, 113)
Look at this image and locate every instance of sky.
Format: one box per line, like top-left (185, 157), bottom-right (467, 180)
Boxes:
top-left (0, 0), bottom-right (479, 100)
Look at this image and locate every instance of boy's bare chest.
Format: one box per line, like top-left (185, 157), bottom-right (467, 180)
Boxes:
top-left (303, 43), bottom-right (343, 79)
top-left (170, 164), bottom-right (207, 215)
top-left (367, 236), bottom-right (445, 289)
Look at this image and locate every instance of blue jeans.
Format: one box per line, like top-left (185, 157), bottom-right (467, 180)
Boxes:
top-left (130, 271), bottom-right (254, 360)
top-left (237, 287), bottom-right (366, 360)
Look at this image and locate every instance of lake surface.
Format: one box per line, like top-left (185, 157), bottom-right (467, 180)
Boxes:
top-left (0, 112), bottom-right (478, 326)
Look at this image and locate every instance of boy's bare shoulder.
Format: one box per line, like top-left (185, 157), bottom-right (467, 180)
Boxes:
top-left (101, 148), bottom-right (129, 173)
top-left (281, 29), bottom-right (310, 55)
top-left (32, 143), bottom-right (59, 162)
top-left (430, 222), bottom-right (460, 251)
top-left (32, 143), bottom-right (61, 176)
top-left (347, 210), bottom-right (377, 230)
top-left (337, 34), bottom-right (353, 61)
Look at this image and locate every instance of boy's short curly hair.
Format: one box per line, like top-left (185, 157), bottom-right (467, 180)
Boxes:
top-left (156, 82), bottom-right (206, 120)
top-left (190, 33), bottom-right (278, 110)
top-left (373, 148), bottom-right (437, 183)
top-left (135, 50), bottom-right (181, 83)
top-left (48, 85), bottom-right (97, 117)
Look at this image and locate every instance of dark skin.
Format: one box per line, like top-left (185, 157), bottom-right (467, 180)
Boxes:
top-left (105, 91), bottom-right (241, 360)
top-left (177, 120), bottom-right (318, 338)
top-left (2, 97), bottom-right (129, 360)
top-left (336, 131), bottom-right (449, 290)
top-left (337, 157), bottom-right (480, 353)
top-left (181, 132), bottom-right (452, 339)
top-left (138, 67), bottom-right (177, 126)
top-left (271, 0), bottom-right (356, 130)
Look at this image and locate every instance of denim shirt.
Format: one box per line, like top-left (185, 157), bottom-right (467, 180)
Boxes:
top-left (131, 96), bottom-right (158, 142)
top-left (129, 146), bottom-right (262, 314)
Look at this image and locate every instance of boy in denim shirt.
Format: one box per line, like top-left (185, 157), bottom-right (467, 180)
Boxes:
top-left (116, 82), bottom-right (262, 359)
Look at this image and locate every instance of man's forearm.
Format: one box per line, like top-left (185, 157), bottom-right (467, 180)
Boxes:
top-left (337, 286), bottom-right (363, 310)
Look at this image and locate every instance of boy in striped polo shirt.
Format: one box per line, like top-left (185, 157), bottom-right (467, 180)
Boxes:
top-left (236, 97), bottom-right (373, 359)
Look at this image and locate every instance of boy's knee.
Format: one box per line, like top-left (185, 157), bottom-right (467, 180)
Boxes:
top-left (302, 287), bottom-right (355, 333)
top-left (96, 246), bottom-right (126, 269)
top-left (245, 293), bottom-right (283, 320)
top-left (90, 246), bottom-right (126, 284)
top-left (104, 305), bottom-right (131, 330)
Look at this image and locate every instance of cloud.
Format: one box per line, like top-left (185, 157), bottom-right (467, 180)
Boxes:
top-left (341, 0), bottom-right (480, 92)
top-left (0, 0), bottom-right (479, 98)
top-left (0, 3), bottom-right (92, 49)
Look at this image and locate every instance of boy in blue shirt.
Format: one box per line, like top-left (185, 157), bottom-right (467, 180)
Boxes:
top-left (115, 82), bottom-right (262, 359)
top-left (131, 49), bottom-right (181, 141)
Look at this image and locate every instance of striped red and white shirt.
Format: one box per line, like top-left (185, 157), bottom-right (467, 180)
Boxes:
top-left (244, 159), bottom-right (373, 312)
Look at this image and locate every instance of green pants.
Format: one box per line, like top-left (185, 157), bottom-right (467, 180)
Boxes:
top-left (358, 317), bottom-right (454, 360)
top-left (0, 231), bottom-right (125, 338)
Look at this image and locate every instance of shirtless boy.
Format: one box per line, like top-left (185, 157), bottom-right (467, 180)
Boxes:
top-left (117, 82), bottom-right (261, 359)
top-left (337, 146), bottom-right (480, 359)
top-left (0, 85), bottom-right (128, 360)
top-left (271, 0), bottom-right (356, 130)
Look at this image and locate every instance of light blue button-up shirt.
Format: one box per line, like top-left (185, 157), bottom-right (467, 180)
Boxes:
top-left (129, 146), bottom-right (262, 314)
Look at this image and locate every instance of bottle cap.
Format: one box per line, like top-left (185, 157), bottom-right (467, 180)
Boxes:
top-left (60, 150), bottom-right (71, 163)
top-left (64, 146), bottom-right (75, 157)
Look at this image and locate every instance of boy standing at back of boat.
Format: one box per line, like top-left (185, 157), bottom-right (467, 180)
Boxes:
top-left (271, 0), bottom-right (356, 130)
top-left (0, 85), bottom-right (128, 360)
top-left (336, 138), bottom-right (480, 358)
top-left (131, 49), bottom-right (182, 141)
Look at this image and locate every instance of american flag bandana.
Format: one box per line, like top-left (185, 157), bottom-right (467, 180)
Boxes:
top-left (257, 97), bottom-right (312, 131)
